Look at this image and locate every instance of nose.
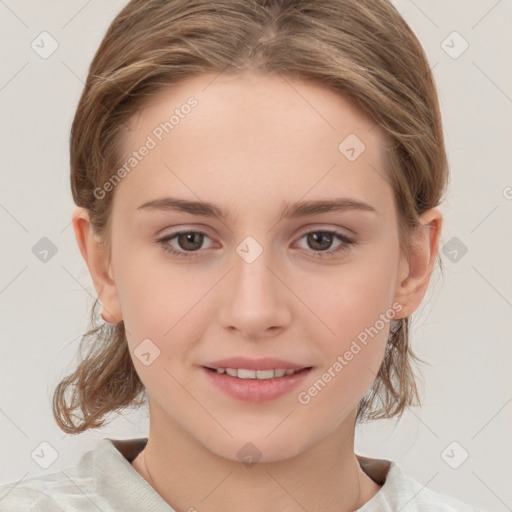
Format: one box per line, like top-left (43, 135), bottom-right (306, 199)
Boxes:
top-left (217, 243), bottom-right (292, 339)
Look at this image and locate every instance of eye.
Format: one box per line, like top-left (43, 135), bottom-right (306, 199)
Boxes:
top-left (156, 228), bottom-right (355, 259)
top-left (295, 229), bottom-right (355, 259)
top-left (157, 230), bottom-right (212, 258)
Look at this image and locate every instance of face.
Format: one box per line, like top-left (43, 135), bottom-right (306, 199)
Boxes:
top-left (90, 72), bottom-right (414, 462)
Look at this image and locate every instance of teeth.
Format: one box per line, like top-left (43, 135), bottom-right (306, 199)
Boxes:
top-left (214, 367), bottom-right (302, 379)
top-left (238, 368), bottom-right (257, 379)
top-left (257, 369), bottom-right (276, 379)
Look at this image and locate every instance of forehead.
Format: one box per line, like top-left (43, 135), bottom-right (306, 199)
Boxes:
top-left (113, 71), bottom-right (393, 222)
top-left (127, 71), bottom-right (381, 143)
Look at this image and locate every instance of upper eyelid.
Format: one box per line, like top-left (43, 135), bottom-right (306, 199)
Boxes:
top-left (159, 225), bottom-right (354, 246)
top-left (159, 223), bottom-right (354, 237)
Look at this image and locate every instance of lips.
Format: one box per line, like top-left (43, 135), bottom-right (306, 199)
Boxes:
top-left (207, 367), bottom-right (304, 379)
top-left (201, 363), bottom-right (312, 402)
top-left (200, 357), bottom-right (313, 401)
top-left (202, 356), bottom-right (309, 371)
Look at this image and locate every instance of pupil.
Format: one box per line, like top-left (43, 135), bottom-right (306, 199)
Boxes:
top-left (310, 232), bottom-right (331, 250)
top-left (181, 232), bottom-right (202, 250)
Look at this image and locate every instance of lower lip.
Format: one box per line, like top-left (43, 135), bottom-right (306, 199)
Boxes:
top-left (202, 367), bottom-right (312, 403)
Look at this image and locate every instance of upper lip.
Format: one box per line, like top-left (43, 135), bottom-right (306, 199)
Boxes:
top-left (202, 357), bottom-right (311, 371)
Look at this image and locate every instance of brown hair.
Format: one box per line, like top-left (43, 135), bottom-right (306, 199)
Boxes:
top-left (53, 0), bottom-right (448, 433)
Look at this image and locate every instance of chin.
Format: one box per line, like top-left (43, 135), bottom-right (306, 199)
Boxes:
top-left (199, 427), bottom-right (312, 465)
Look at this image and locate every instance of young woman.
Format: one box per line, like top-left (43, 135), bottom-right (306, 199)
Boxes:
top-left (0, 0), bottom-right (483, 510)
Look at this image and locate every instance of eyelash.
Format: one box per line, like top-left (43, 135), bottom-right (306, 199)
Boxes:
top-left (156, 229), bottom-right (355, 260)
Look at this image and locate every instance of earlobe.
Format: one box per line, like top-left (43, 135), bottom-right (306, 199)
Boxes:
top-left (392, 207), bottom-right (443, 319)
top-left (71, 207), bottom-right (123, 324)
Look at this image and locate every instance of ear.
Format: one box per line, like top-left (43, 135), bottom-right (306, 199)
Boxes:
top-left (72, 207), bottom-right (123, 323)
top-left (392, 207), bottom-right (443, 319)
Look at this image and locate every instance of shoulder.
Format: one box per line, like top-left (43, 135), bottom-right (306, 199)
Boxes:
top-left (0, 470), bottom-right (99, 512)
top-left (385, 463), bottom-right (483, 511)
top-left (0, 462), bottom-right (110, 512)
top-left (0, 437), bottom-right (155, 512)
top-left (357, 457), bottom-right (485, 512)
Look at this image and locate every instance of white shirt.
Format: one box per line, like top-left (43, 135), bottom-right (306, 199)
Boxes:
top-left (0, 437), bottom-right (483, 511)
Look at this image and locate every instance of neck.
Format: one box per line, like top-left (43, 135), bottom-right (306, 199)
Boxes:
top-left (132, 402), bottom-right (381, 512)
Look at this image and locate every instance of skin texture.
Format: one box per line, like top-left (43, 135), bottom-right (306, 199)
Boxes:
top-left (72, 72), bottom-right (442, 511)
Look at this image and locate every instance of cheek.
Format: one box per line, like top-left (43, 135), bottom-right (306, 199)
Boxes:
top-left (320, 254), bottom-right (399, 347)
top-left (115, 246), bottom-right (203, 333)
top-left (300, 250), bottom-right (399, 401)
top-left (296, 283), bottom-right (394, 424)
top-left (113, 254), bottom-right (217, 387)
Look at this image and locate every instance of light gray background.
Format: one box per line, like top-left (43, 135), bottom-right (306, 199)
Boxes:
top-left (1, 1), bottom-right (511, 510)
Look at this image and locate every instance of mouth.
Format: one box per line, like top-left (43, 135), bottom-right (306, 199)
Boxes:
top-left (203, 366), bottom-right (312, 379)
top-left (201, 359), bottom-right (313, 402)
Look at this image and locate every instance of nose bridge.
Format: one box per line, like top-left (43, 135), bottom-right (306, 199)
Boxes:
top-left (233, 234), bottom-right (279, 302)
top-left (219, 234), bottom-right (291, 334)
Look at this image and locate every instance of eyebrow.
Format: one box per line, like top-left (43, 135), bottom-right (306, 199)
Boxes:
top-left (136, 196), bottom-right (377, 221)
